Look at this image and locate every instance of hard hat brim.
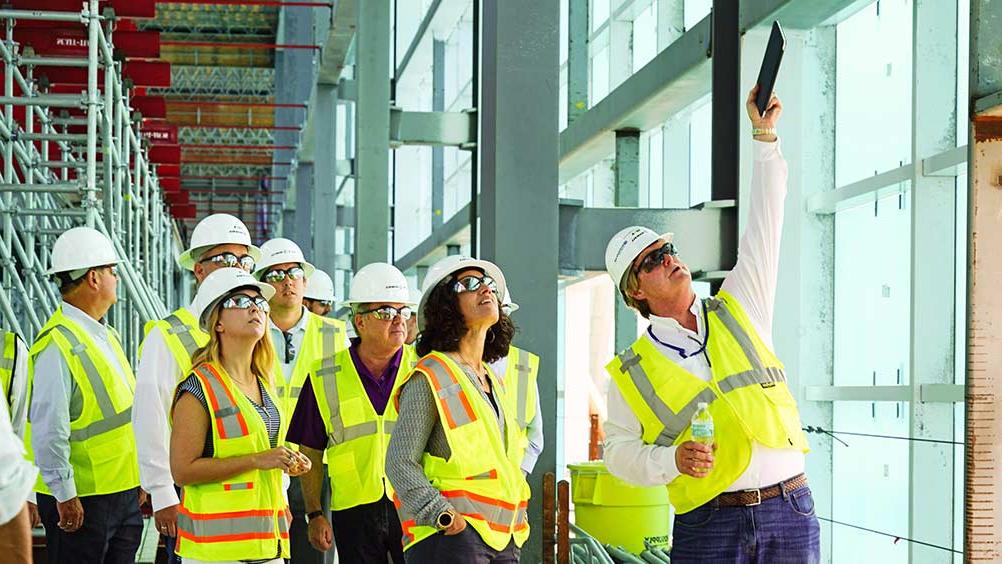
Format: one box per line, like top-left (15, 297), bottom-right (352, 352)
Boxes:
top-left (46, 256), bottom-right (122, 276)
top-left (613, 230), bottom-right (674, 289)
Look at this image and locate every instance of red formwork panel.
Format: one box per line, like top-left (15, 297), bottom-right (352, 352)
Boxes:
top-left (37, 61), bottom-right (171, 88)
top-left (156, 163), bottom-right (180, 177)
top-left (171, 203), bottom-right (197, 219)
top-left (16, 29), bottom-right (159, 59)
top-left (159, 177), bottom-right (180, 192)
top-left (133, 96), bottom-right (167, 119)
top-left (148, 144), bottom-right (180, 164)
top-left (4, 0), bottom-right (156, 18)
top-left (141, 121), bottom-right (177, 145)
top-left (165, 191), bottom-right (189, 205)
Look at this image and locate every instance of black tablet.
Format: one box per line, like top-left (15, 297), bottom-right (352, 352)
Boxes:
top-left (755, 21), bottom-right (786, 116)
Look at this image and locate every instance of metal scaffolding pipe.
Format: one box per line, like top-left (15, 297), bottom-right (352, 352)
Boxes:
top-left (0, 183), bottom-right (80, 193)
top-left (0, 95), bottom-right (84, 107)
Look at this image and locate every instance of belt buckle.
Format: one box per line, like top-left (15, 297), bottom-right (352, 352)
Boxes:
top-left (743, 488), bottom-right (762, 507)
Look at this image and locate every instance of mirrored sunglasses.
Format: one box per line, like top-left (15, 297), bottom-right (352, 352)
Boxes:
top-left (452, 275), bottom-right (498, 295)
top-left (359, 305), bottom-right (413, 321)
top-left (221, 294), bottom-right (271, 313)
top-left (202, 252), bottom-right (256, 272)
top-left (263, 266), bottom-right (305, 283)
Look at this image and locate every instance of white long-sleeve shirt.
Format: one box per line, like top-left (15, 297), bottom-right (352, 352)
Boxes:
top-left (0, 391), bottom-right (36, 525)
top-left (604, 139), bottom-right (804, 491)
top-left (30, 302), bottom-right (133, 502)
top-left (488, 354), bottom-right (545, 474)
top-left (3, 334), bottom-right (33, 505)
top-left (133, 303), bottom-right (198, 512)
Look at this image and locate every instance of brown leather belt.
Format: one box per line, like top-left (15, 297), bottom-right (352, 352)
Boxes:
top-left (714, 474), bottom-right (808, 507)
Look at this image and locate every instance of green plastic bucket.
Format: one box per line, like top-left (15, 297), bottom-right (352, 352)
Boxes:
top-left (567, 461), bottom-right (671, 554)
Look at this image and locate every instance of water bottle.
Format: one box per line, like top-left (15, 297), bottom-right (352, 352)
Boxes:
top-left (690, 402), bottom-right (714, 445)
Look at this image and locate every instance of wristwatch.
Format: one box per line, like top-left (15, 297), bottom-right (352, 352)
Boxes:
top-left (306, 510), bottom-right (324, 522)
top-left (436, 509), bottom-right (457, 530)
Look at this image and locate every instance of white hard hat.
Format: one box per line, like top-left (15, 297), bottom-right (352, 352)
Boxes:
top-left (605, 226), bottom-right (674, 290)
top-left (419, 255), bottom-right (507, 330)
top-left (193, 267), bottom-right (276, 331)
top-left (47, 227), bottom-right (121, 275)
top-left (501, 290), bottom-right (520, 315)
top-left (409, 288), bottom-right (423, 309)
top-left (343, 263), bottom-right (415, 306)
top-left (253, 238), bottom-right (316, 280)
top-left (304, 269), bottom-right (336, 302)
top-left (177, 213), bottom-right (261, 271)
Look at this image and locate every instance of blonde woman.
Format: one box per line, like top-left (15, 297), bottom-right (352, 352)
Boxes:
top-left (170, 268), bottom-right (311, 564)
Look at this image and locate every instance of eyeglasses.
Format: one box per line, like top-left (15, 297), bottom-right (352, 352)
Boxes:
top-left (452, 275), bottom-right (498, 295)
top-left (634, 242), bottom-right (678, 275)
top-left (309, 299), bottom-right (333, 308)
top-left (282, 331), bottom-right (296, 363)
top-left (263, 266), bottom-right (305, 283)
top-left (358, 305), bottom-right (413, 321)
top-left (105, 265), bottom-right (119, 278)
top-left (201, 252), bottom-right (256, 273)
top-left (220, 294), bottom-right (271, 313)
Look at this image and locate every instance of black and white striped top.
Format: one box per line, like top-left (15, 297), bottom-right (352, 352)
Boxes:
top-left (175, 374), bottom-right (281, 457)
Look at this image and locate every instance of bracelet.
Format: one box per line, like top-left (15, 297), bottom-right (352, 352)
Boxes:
top-left (306, 510), bottom-right (324, 522)
top-left (752, 127), bottom-right (776, 137)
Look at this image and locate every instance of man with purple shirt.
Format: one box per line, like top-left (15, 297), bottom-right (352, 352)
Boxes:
top-left (288, 263), bottom-right (418, 564)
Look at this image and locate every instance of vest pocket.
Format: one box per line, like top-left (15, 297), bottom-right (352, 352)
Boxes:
top-left (340, 397), bottom-right (368, 427)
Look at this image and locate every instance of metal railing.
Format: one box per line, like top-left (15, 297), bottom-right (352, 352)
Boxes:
top-left (0, 0), bottom-right (181, 359)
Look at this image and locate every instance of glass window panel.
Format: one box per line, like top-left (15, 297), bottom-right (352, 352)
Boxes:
top-left (392, 146), bottom-right (433, 257)
top-left (688, 100), bottom-right (712, 205)
top-left (835, 1), bottom-right (913, 186)
top-left (647, 128), bottom-right (664, 208)
top-left (683, 0), bottom-right (711, 29)
top-left (632, 4), bottom-right (657, 72)
top-left (442, 147), bottom-right (472, 222)
top-left (591, 43), bottom-right (610, 103)
top-left (592, 0), bottom-right (610, 32)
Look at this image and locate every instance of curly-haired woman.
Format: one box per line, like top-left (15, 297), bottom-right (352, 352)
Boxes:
top-left (385, 256), bottom-right (530, 564)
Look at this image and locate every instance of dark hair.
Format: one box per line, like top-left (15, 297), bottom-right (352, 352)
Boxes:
top-left (416, 274), bottom-right (514, 363)
top-left (55, 272), bottom-right (86, 294)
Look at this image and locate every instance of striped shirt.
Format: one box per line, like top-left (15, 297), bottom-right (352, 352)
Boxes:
top-left (175, 374), bottom-right (281, 457)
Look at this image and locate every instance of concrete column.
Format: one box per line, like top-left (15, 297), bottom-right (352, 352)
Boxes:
top-left (567, 0), bottom-right (589, 123)
top-left (479, 1), bottom-right (559, 559)
top-left (313, 84), bottom-right (339, 276)
top-left (614, 128), bottom-right (640, 351)
top-left (354, 0), bottom-right (391, 268)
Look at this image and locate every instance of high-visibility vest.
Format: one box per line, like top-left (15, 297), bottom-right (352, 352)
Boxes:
top-left (606, 290), bottom-right (809, 514)
top-left (501, 346), bottom-right (539, 457)
top-left (311, 345), bottom-right (418, 511)
top-left (274, 313), bottom-right (347, 417)
top-left (390, 352), bottom-right (530, 552)
top-left (173, 362), bottom-right (291, 561)
top-left (26, 308), bottom-right (140, 496)
top-left (1, 331), bottom-right (20, 416)
top-left (139, 307), bottom-right (209, 377)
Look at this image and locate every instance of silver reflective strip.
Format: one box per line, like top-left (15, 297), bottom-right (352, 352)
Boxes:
top-left (225, 482), bottom-right (253, 491)
top-left (384, 420), bottom-right (396, 435)
top-left (165, 314), bottom-right (200, 356)
top-left (0, 358), bottom-right (14, 372)
top-left (514, 362), bottom-right (531, 431)
top-left (617, 349), bottom-right (717, 446)
top-left (467, 470), bottom-right (495, 480)
top-left (68, 406), bottom-right (132, 441)
top-left (342, 421), bottom-right (378, 442)
top-left (50, 326), bottom-right (118, 419)
top-left (448, 494), bottom-right (524, 530)
top-left (196, 366), bottom-right (246, 438)
top-left (717, 366), bottom-right (787, 394)
top-left (421, 359), bottom-right (475, 427)
top-left (290, 385), bottom-right (303, 400)
top-left (319, 323), bottom-right (342, 358)
top-left (177, 513), bottom-right (278, 538)
top-left (320, 363), bottom-right (346, 443)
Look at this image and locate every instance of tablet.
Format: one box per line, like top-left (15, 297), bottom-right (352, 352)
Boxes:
top-left (755, 21), bottom-right (786, 116)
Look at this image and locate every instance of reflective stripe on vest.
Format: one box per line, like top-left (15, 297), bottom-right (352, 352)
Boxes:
top-left (704, 298), bottom-right (788, 393)
top-left (164, 313), bottom-right (201, 356)
top-left (2, 332), bottom-right (16, 411)
top-left (194, 365), bottom-right (250, 440)
top-left (177, 507), bottom-right (290, 543)
top-left (319, 361), bottom-right (380, 445)
top-left (415, 356), bottom-right (476, 428)
top-left (512, 361), bottom-right (532, 431)
top-left (36, 325), bottom-right (132, 442)
top-left (289, 320), bottom-right (343, 402)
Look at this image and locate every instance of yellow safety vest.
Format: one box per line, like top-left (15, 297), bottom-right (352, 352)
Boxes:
top-left (390, 352), bottom-right (530, 552)
top-left (311, 345), bottom-right (418, 511)
top-left (274, 313), bottom-right (347, 417)
top-left (1, 331), bottom-right (19, 416)
top-left (502, 346), bottom-right (539, 450)
top-left (139, 307), bottom-right (209, 377)
top-left (26, 308), bottom-right (140, 496)
top-left (606, 291), bottom-right (809, 514)
top-left (173, 362), bottom-right (291, 561)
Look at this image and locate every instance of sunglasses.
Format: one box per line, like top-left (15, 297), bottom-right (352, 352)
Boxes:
top-left (309, 299), bottom-right (334, 308)
top-left (201, 252), bottom-right (256, 273)
top-left (105, 264), bottom-right (119, 278)
top-left (634, 242), bottom-right (678, 275)
top-left (221, 293), bottom-right (271, 313)
top-left (263, 266), bottom-right (305, 283)
top-left (358, 305), bottom-right (413, 321)
top-left (452, 275), bottom-right (498, 295)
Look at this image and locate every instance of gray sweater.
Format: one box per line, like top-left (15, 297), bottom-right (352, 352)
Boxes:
top-left (385, 361), bottom-right (507, 527)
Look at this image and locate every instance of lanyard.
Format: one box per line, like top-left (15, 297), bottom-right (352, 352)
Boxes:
top-left (646, 300), bottom-right (712, 365)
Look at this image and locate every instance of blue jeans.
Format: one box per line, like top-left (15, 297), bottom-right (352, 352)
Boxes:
top-left (670, 485), bottom-right (820, 564)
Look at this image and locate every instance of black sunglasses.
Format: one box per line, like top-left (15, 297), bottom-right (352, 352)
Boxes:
top-left (201, 252), bottom-right (256, 273)
top-left (452, 275), bottom-right (498, 295)
top-left (634, 242), bottom-right (678, 274)
top-left (263, 266), bottom-right (305, 283)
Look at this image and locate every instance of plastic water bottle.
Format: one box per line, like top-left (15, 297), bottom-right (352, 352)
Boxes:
top-left (690, 402), bottom-right (714, 445)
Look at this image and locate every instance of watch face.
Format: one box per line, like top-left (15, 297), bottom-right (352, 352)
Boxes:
top-left (438, 512), bottom-right (453, 528)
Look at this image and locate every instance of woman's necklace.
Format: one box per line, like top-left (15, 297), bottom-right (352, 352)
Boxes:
top-left (450, 352), bottom-right (490, 392)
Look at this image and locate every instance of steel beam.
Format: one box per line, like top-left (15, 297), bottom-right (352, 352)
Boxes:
top-left (312, 84), bottom-right (339, 276)
top-left (566, 0), bottom-right (588, 124)
top-left (354, 0), bottom-right (391, 267)
top-left (613, 128), bottom-right (640, 352)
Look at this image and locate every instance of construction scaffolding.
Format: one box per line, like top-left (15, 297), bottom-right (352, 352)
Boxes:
top-left (0, 1), bottom-right (182, 358)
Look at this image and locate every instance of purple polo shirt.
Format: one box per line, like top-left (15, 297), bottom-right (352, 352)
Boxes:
top-left (287, 339), bottom-right (404, 450)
